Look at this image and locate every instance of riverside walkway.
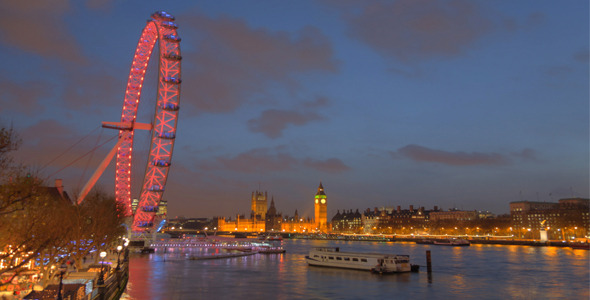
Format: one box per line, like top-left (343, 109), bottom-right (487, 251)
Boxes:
top-left (2, 250), bottom-right (129, 300)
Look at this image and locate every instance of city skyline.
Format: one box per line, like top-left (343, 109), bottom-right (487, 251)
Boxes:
top-left (0, 1), bottom-right (588, 219)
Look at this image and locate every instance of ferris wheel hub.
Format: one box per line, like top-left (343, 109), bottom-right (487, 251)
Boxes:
top-left (102, 121), bottom-right (152, 131)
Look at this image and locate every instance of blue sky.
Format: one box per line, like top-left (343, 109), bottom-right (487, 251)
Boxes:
top-left (1, 0), bottom-right (588, 219)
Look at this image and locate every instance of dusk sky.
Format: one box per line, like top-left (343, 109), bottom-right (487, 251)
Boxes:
top-left (1, 0), bottom-right (588, 220)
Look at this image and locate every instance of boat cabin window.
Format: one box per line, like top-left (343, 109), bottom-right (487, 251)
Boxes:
top-left (336, 257), bottom-right (342, 260)
top-left (329, 256), bottom-right (334, 260)
top-left (344, 257), bottom-right (350, 261)
top-left (314, 255), bottom-right (319, 258)
top-left (361, 259), bottom-right (367, 262)
top-left (352, 258), bottom-right (359, 262)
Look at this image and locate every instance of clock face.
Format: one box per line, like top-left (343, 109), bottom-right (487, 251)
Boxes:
top-left (315, 199), bottom-right (318, 204)
top-left (321, 199), bottom-right (326, 204)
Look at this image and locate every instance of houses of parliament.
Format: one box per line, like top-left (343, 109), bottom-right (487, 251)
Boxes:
top-left (215, 182), bottom-right (329, 233)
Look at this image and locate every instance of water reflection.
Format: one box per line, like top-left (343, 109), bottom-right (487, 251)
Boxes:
top-left (124, 240), bottom-right (589, 300)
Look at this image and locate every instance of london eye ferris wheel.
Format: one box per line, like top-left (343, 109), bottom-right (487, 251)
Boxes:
top-left (78, 11), bottom-right (182, 233)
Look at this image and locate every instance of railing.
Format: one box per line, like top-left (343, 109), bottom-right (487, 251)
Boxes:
top-left (92, 263), bottom-right (129, 300)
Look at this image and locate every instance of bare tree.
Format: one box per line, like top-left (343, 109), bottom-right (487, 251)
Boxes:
top-left (0, 173), bottom-right (72, 286)
top-left (0, 126), bottom-right (73, 286)
top-left (0, 126), bottom-right (20, 173)
top-left (65, 189), bottom-right (127, 269)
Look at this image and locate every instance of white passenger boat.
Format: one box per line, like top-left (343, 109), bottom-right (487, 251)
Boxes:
top-left (305, 247), bottom-right (411, 273)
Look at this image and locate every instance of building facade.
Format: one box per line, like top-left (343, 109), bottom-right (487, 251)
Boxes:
top-left (215, 214), bottom-right (266, 232)
top-left (429, 209), bottom-right (478, 222)
top-left (314, 182), bottom-right (328, 232)
top-left (510, 198), bottom-right (589, 239)
top-left (251, 190), bottom-right (268, 220)
top-left (215, 185), bottom-right (320, 233)
top-left (265, 198), bottom-right (282, 232)
top-left (280, 210), bottom-right (316, 233)
top-left (331, 209), bottom-right (362, 233)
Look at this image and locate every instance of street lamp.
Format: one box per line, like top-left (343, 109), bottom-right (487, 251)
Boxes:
top-left (116, 246), bottom-right (123, 270)
top-left (98, 251), bottom-right (107, 285)
top-left (56, 264), bottom-right (67, 300)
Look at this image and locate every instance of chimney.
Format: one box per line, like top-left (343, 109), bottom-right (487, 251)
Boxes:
top-left (55, 179), bottom-right (64, 198)
top-left (434, 206), bottom-right (439, 211)
top-left (409, 205), bottom-right (414, 212)
top-left (397, 206), bottom-right (401, 213)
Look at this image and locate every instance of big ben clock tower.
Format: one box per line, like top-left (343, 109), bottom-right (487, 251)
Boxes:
top-left (314, 182), bottom-right (328, 232)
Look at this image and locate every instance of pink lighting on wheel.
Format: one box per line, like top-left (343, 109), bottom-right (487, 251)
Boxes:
top-left (112, 11), bottom-right (182, 232)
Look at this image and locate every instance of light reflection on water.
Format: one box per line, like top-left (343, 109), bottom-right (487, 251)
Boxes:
top-left (123, 239), bottom-right (589, 300)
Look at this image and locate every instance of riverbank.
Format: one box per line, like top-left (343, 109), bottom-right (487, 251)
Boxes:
top-left (2, 251), bottom-right (130, 300)
top-left (289, 233), bottom-right (589, 249)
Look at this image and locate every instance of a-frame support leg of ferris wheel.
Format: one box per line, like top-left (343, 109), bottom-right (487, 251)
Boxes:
top-left (76, 121), bottom-right (153, 245)
top-left (77, 121), bottom-right (152, 205)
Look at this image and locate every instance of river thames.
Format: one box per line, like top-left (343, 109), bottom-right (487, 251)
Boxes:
top-left (123, 239), bottom-right (589, 299)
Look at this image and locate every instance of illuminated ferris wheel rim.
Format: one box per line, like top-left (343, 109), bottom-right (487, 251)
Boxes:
top-left (114, 10), bottom-right (181, 232)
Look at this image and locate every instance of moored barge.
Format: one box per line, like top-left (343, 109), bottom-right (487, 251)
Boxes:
top-left (305, 247), bottom-right (411, 273)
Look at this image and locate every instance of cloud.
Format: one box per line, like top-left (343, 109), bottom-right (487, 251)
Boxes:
top-left (511, 148), bottom-right (537, 162)
top-left (178, 13), bottom-right (338, 114)
top-left (0, 77), bottom-right (52, 115)
top-left (344, 0), bottom-right (493, 62)
top-left (303, 158), bottom-right (351, 173)
top-left (573, 49), bottom-right (589, 63)
top-left (303, 96), bottom-right (330, 108)
top-left (395, 144), bottom-right (508, 166)
top-left (201, 147), bottom-right (350, 174)
top-left (543, 65), bottom-right (573, 77)
top-left (21, 119), bottom-right (77, 142)
top-left (525, 12), bottom-right (546, 27)
top-left (61, 66), bottom-right (123, 111)
top-left (0, 1), bottom-right (86, 63)
top-left (12, 120), bottom-right (110, 184)
top-left (85, 0), bottom-right (113, 11)
top-left (207, 148), bottom-right (299, 173)
top-left (247, 110), bottom-right (321, 139)
top-left (11, 120), bottom-right (133, 195)
top-left (247, 97), bottom-right (329, 138)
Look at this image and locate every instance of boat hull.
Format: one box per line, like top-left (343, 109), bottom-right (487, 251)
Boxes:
top-left (433, 239), bottom-right (470, 246)
top-left (305, 247), bottom-right (411, 273)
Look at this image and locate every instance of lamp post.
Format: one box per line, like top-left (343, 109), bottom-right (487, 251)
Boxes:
top-left (123, 240), bottom-right (129, 263)
top-left (116, 245), bottom-right (123, 270)
top-left (98, 251), bottom-right (107, 285)
top-left (56, 264), bottom-right (67, 300)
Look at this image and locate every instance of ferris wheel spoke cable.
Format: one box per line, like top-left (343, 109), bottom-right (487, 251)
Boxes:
top-left (77, 127), bottom-right (105, 192)
top-left (39, 126), bottom-right (100, 173)
top-left (44, 134), bottom-right (118, 182)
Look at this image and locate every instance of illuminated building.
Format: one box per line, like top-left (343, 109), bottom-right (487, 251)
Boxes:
top-left (430, 209), bottom-right (478, 221)
top-left (331, 209), bottom-right (362, 233)
top-left (510, 198), bottom-right (589, 239)
top-left (215, 189), bottom-right (270, 233)
top-left (215, 186), bottom-right (320, 233)
top-left (131, 198), bottom-right (139, 214)
top-left (157, 199), bottom-right (167, 216)
top-left (280, 210), bottom-right (315, 233)
top-left (265, 198), bottom-right (282, 232)
top-left (251, 190), bottom-right (268, 220)
top-left (216, 214), bottom-right (266, 233)
top-left (361, 208), bottom-right (385, 233)
top-left (314, 182), bottom-right (328, 232)
top-left (359, 206), bottom-right (439, 234)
